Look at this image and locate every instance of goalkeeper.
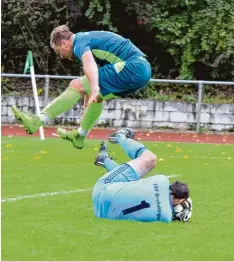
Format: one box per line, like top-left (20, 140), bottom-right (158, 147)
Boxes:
top-left (93, 128), bottom-right (192, 222)
top-left (11, 25), bottom-right (151, 149)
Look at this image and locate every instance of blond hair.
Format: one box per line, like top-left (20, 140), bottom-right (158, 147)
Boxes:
top-left (50, 25), bottom-right (73, 47)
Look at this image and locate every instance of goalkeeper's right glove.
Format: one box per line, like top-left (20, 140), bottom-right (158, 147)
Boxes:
top-left (174, 197), bottom-right (193, 222)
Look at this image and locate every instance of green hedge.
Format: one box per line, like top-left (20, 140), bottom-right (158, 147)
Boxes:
top-left (1, 0), bottom-right (234, 99)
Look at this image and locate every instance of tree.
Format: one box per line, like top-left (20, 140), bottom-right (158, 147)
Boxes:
top-left (2, 0), bottom-right (234, 81)
top-left (123, 0), bottom-right (234, 80)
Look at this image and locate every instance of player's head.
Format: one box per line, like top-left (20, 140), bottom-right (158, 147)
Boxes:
top-left (169, 181), bottom-right (189, 206)
top-left (50, 25), bottom-right (74, 60)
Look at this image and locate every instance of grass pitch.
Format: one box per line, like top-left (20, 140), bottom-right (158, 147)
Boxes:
top-left (2, 136), bottom-right (234, 261)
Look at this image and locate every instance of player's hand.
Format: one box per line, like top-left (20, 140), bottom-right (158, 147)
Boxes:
top-left (87, 88), bottom-right (101, 106)
top-left (175, 208), bottom-right (192, 222)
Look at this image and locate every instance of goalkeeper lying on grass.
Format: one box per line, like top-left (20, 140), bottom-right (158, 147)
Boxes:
top-left (93, 128), bottom-right (192, 222)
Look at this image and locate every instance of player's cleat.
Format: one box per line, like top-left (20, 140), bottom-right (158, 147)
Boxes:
top-left (11, 105), bottom-right (42, 134)
top-left (57, 128), bottom-right (85, 149)
top-left (95, 141), bottom-right (110, 167)
top-left (109, 128), bottom-right (135, 143)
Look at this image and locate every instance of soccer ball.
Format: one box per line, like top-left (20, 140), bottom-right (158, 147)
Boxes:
top-left (173, 197), bottom-right (192, 222)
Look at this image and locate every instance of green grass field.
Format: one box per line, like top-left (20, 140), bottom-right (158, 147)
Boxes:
top-left (2, 136), bottom-right (234, 261)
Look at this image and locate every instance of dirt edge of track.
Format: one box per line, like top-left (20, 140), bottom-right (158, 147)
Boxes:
top-left (2, 125), bottom-right (234, 144)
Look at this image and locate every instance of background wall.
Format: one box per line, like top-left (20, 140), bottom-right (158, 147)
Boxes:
top-left (2, 96), bottom-right (234, 131)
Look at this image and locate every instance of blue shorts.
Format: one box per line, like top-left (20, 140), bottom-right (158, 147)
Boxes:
top-left (92, 163), bottom-right (139, 199)
top-left (81, 56), bottom-right (151, 98)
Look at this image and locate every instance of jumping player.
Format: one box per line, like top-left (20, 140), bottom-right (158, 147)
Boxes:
top-left (11, 26), bottom-right (151, 149)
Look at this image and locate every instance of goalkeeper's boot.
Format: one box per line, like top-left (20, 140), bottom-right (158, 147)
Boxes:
top-left (11, 105), bottom-right (42, 134)
top-left (57, 128), bottom-right (85, 149)
top-left (95, 141), bottom-right (110, 167)
top-left (109, 128), bottom-right (135, 143)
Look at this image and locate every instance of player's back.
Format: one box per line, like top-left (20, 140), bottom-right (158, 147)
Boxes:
top-left (92, 175), bottom-right (173, 223)
top-left (73, 31), bottom-right (145, 64)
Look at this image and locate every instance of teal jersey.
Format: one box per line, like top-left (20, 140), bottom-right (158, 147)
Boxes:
top-left (92, 175), bottom-right (173, 223)
top-left (73, 31), bottom-right (145, 65)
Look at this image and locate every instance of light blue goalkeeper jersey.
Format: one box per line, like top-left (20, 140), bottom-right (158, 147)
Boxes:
top-left (92, 175), bottom-right (173, 223)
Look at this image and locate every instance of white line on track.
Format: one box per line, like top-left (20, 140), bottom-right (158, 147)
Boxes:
top-left (2, 175), bottom-right (181, 203)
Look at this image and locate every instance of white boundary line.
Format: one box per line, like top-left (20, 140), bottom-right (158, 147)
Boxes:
top-left (167, 174), bottom-right (181, 178)
top-left (2, 188), bottom-right (91, 203)
top-left (2, 175), bottom-right (181, 203)
top-left (169, 156), bottom-right (232, 160)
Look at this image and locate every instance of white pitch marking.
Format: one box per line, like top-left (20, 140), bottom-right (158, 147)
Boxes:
top-left (169, 156), bottom-right (232, 160)
top-left (2, 188), bottom-right (91, 203)
top-left (167, 174), bottom-right (181, 178)
top-left (2, 175), bottom-right (182, 203)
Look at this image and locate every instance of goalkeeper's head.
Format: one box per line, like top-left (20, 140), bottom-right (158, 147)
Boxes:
top-left (169, 181), bottom-right (189, 206)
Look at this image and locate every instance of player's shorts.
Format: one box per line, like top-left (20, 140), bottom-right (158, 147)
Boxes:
top-left (81, 56), bottom-right (151, 98)
top-left (92, 163), bottom-right (139, 199)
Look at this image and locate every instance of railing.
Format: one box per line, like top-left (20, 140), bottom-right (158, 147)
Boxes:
top-left (1, 73), bottom-right (234, 133)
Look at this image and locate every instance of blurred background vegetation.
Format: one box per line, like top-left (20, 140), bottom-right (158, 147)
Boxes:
top-left (1, 0), bottom-right (234, 102)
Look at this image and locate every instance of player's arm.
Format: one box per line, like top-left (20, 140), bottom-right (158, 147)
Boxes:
top-left (82, 51), bottom-right (100, 105)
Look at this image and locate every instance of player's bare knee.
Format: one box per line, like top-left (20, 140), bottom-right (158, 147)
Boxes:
top-left (148, 152), bottom-right (157, 169)
top-left (69, 79), bottom-right (86, 95)
top-left (141, 151), bottom-right (157, 169)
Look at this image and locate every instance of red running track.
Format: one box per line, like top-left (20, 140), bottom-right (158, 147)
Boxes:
top-left (2, 125), bottom-right (234, 144)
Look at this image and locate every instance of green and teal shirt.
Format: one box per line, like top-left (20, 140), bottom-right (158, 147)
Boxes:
top-left (73, 31), bottom-right (146, 65)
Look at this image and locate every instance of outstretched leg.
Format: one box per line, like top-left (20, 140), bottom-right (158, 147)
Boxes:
top-left (11, 80), bottom-right (84, 135)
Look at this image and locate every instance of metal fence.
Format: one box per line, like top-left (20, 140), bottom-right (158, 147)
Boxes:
top-left (1, 73), bottom-right (234, 133)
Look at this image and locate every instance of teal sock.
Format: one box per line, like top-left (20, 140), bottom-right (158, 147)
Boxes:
top-left (116, 134), bottom-right (146, 159)
top-left (104, 158), bottom-right (120, 171)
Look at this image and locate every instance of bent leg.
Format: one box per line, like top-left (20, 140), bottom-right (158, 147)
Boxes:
top-left (127, 150), bottom-right (157, 179)
top-left (115, 134), bottom-right (157, 178)
top-left (116, 134), bottom-right (147, 160)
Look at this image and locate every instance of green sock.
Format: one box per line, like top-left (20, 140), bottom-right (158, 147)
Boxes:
top-left (79, 102), bottom-right (103, 135)
top-left (42, 87), bottom-right (81, 119)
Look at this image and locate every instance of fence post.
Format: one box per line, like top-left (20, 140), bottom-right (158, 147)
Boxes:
top-left (44, 75), bottom-right (50, 106)
top-left (196, 81), bottom-right (204, 133)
